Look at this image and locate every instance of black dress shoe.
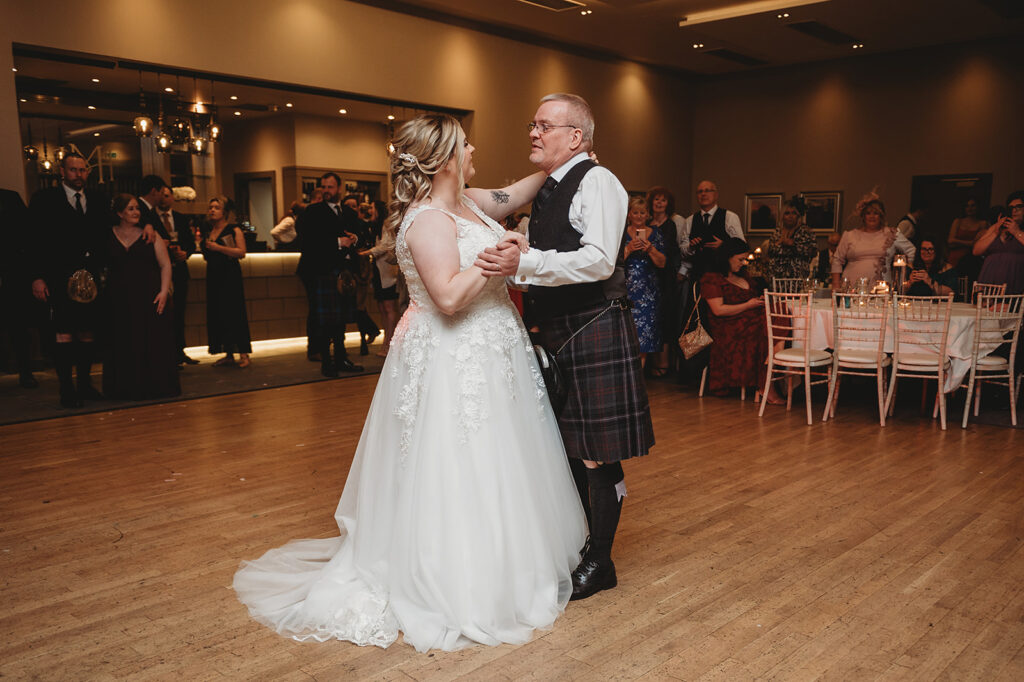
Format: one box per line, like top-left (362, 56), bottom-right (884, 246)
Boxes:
top-left (570, 556), bottom-right (617, 601)
top-left (77, 384), bottom-right (104, 401)
top-left (19, 373), bottom-right (39, 389)
top-left (321, 364), bottom-right (338, 378)
top-left (179, 354), bottom-right (199, 365)
top-left (337, 358), bottom-right (363, 373)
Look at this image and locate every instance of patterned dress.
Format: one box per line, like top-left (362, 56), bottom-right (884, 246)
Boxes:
top-left (624, 228), bottom-right (664, 352)
top-left (699, 272), bottom-right (769, 393)
top-left (764, 223), bottom-right (817, 281)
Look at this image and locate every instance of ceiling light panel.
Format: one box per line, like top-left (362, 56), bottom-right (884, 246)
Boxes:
top-left (515, 0), bottom-right (585, 12)
top-left (679, 0), bottom-right (830, 27)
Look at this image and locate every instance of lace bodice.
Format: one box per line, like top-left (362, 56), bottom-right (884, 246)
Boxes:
top-left (389, 197), bottom-right (547, 463)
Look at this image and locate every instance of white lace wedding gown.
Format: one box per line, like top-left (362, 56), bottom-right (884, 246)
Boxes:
top-left (233, 198), bottom-right (587, 653)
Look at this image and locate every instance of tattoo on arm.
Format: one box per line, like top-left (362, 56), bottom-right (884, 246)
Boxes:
top-left (490, 190), bottom-right (510, 205)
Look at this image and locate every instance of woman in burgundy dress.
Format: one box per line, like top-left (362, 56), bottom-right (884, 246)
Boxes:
top-left (102, 194), bottom-right (180, 399)
top-left (699, 238), bottom-right (782, 402)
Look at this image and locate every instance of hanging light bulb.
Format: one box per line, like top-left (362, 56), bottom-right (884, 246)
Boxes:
top-left (156, 131), bottom-right (172, 152)
top-left (169, 117), bottom-right (190, 143)
top-left (208, 120), bottom-right (221, 141)
top-left (134, 115), bottom-right (154, 137)
top-left (190, 136), bottom-right (207, 154)
top-left (40, 134), bottom-right (53, 172)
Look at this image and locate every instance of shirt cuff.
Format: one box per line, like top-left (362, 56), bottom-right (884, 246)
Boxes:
top-left (515, 248), bottom-right (540, 285)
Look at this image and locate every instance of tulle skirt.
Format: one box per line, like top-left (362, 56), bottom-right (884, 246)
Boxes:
top-left (233, 304), bottom-right (588, 652)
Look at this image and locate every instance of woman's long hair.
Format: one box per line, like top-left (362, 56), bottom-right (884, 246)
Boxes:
top-left (381, 114), bottom-right (466, 252)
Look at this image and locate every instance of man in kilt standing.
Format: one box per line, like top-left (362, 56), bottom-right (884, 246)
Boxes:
top-left (478, 93), bottom-right (655, 600)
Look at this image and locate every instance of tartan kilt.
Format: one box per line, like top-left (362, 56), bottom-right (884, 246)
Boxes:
top-left (312, 274), bottom-right (346, 331)
top-left (538, 299), bottom-right (655, 463)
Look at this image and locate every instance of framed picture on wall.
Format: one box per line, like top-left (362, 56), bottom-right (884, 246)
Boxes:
top-left (803, 191), bottom-right (842, 233)
top-left (744, 193), bottom-right (784, 235)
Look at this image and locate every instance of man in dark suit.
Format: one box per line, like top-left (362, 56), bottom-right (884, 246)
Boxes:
top-left (137, 175), bottom-right (169, 240)
top-left (156, 184), bottom-right (197, 365)
top-left (28, 153), bottom-right (109, 408)
top-left (296, 172), bottom-right (363, 376)
top-left (0, 188), bottom-right (39, 388)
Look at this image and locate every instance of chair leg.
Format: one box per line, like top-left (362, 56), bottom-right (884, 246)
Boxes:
top-left (885, 368), bottom-right (898, 418)
top-left (740, 387), bottom-right (746, 401)
top-left (1010, 373), bottom-right (1018, 427)
top-left (962, 368), bottom-right (976, 429)
top-left (938, 384), bottom-right (947, 430)
top-left (877, 368), bottom-right (887, 427)
top-left (804, 367), bottom-right (813, 425)
top-left (699, 367), bottom-right (707, 397)
top-left (974, 378), bottom-right (982, 416)
top-left (786, 376), bottom-right (793, 411)
top-left (932, 391), bottom-right (940, 419)
top-left (758, 363), bottom-right (773, 417)
top-left (833, 375), bottom-right (841, 417)
top-left (823, 365), bottom-right (838, 422)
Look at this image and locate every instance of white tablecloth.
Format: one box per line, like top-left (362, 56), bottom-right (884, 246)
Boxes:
top-left (800, 300), bottom-right (1009, 392)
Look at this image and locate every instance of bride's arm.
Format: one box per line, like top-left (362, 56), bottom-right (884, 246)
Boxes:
top-left (464, 171), bottom-right (547, 222)
top-left (404, 210), bottom-right (489, 316)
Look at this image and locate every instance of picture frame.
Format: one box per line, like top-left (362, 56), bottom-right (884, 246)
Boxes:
top-left (802, 190), bottom-right (842, 234)
top-left (744, 193), bottom-right (784, 235)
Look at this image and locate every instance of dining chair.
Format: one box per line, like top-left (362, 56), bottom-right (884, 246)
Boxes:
top-left (771, 277), bottom-right (805, 293)
top-left (972, 281), bottom-right (1006, 303)
top-left (960, 293), bottom-right (1024, 428)
top-left (759, 291), bottom-right (832, 425)
top-left (884, 294), bottom-right (955, 429)
top-left (822, 293), bottom-right (891, 426)
top-left (957, 275), bottom-right (969, 302)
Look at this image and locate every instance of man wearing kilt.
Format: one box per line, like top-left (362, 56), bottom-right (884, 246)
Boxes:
top-left (296, 172), bottom-right (363, 377)
top-left (478, 93), bottom-right (655, 600)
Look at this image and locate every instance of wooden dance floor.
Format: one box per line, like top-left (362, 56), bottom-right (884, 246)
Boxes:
top-left (1, 377), bottom-right (1022, 680)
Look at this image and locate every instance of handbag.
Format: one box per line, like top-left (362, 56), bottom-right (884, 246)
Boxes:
top-left (533, 300), bottom-right (618, 414)
top-left (678, 283), bottom-right (713, 359)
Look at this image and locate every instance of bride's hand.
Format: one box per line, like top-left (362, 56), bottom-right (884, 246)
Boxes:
top-left (497, 231), bottom-right (529, 253)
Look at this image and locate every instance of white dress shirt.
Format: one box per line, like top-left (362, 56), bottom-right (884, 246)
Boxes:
top-left (895, 214), bottom-right (917, 240)
top-left (675, 205), bottom-right (744, 276)
top-left (514, 152), bottom-right (628, 286)
top-left (62, 182), bottom-right (86, 212)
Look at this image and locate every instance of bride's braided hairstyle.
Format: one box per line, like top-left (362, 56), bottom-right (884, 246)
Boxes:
top-left (383, 114), bottom-right (466, 251)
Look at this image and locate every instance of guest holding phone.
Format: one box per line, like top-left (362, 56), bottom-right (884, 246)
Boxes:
top-left (907, 239), bottom-right (958, 298)
top-left (201, 195), bottom-right (252, 367)
top-left (973, 191), bottom-right (1024, 294)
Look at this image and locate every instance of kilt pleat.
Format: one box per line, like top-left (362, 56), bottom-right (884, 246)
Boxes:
top-left (539, 301), bottom-right (655, 463)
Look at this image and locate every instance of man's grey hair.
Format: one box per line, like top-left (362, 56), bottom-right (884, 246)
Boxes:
top-left (540, 93), bottom-right (594, 149)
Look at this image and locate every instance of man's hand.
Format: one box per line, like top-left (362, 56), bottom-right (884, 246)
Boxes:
top-left (338, 232), bottom-right (357, 248)
top-left (705, 236), bottom-right (723, 249)
top-left (169, 245), bottom-right (187, 263)
top-left (689, 236), bottom-right (703, 249)
top-left (142, 224), bottom-right (159, 244)
top-left (497, 231), bottom-right (529, 253)
top-left (31, 278), bottom-right (49, 301)
top-left (475, 242), bottom-right (522, 277)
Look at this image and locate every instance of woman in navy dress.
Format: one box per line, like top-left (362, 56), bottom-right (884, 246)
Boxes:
top-left (622, 196), bottom-right (665, 368)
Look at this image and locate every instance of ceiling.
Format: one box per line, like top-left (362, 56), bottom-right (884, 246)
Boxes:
top-left (357, 0), bottom-right (1021, 76)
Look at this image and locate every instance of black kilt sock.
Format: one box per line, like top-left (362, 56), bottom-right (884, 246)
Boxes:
top-left (75, 340), bottom-right (95, 390)
top-left (53, 342), bottom-right (75, 396)
top-left (568, 456), bottom-right (592, 530)
top-left (587, 462), bottom-right (624, 562)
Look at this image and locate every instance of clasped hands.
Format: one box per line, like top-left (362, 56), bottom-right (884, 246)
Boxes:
top-left (475, 231), bottom-right (528, 277)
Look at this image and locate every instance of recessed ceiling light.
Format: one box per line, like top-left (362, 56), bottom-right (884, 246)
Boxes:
top-left (777, 12), bottom-right (790, 18)
top-left (87, 105), bottom-right (96, 110)
top-left (387, 115), bottom-right (395, 120)
top-left (285, 102), bottom-right (293, 108)
top-left (339, 108), bottom-right (347, 114)
top-left (93, 132), bottom-right (100, 137)
top-left (580, 9), bottom-right (592, 15)
top-left (230, 95), bottom-right (238, 100)
top-left (19, 98), bottom-right (27, 102)
top-left (91, 77), bottom-right (100, 83)
top-left (11, 67), bottom-right (17, 72)
top-left (164, 87), bottom-right (174, 93)
top-left (692, 43), bottom-right (705, 48)
top-left (852, 43), bottom-right (864, 49)
top-left (234, 111), bottom-right (241, 116)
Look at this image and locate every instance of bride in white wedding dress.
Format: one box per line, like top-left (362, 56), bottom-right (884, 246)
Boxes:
top-left (233, 114), bottom-right (587, 653)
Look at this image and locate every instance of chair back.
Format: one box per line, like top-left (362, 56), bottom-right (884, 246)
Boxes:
top-left (831, 293), bottom-right (888, 359)
top-left (971, 293), bottom-right (1024, 366)
top-left (765, 291), bottom-right (814, 360)
top-left (957, 275), bottom-right (969, 302)
top-left (772, 277), bottom-right (805, 293)
top-left (890, 294), bottom-right (954, 365)
top-left (972, 281), bottom-right (1006, 303)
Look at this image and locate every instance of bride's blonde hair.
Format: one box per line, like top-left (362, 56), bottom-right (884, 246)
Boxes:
top-left (383, 114), bottom-right (466, 251)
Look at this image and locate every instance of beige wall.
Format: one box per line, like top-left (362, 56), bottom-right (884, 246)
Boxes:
top-left (1, 0), bottom-right (694, 204)
top-left (217, 115), bottom-right (296, 212)
top-left (690, 40), bottom-right (1023, 232)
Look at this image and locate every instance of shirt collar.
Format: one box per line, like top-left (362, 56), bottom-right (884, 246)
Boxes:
top-left (62, 183), bottom-right (81, 203)
top-left (701, 205), bottom-right (719, 218)
top-left (548, 152), bottom-right (590, 183)
top-left (139, 197), bottom-right (153, 210)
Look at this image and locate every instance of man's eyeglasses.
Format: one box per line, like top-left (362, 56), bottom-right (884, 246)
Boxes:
top-left (1009, 203), bottom-right (1024, 211)
top-left (527, 122), bottom-right (578, 135)
top-left (920, 247), bottom-right (935, 252)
